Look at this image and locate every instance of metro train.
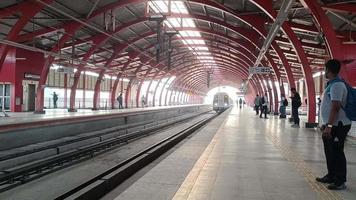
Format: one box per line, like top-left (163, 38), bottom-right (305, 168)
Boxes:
top-left (213, 92), bottom-right (233, 112)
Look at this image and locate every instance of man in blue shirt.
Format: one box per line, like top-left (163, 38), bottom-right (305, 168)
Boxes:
top-left (316, 59), bottom-right (352, 190)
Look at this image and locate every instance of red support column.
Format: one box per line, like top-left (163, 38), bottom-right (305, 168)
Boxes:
top-left (319, 74), bottom-right (323, 95)
top-left (145, 79), bottom-right (154, 107)
top-left (136, 80), bottom-right (144, 108)
top-left (152, 79), bottom-right (162, 107)
top-left (82, 72), bottom-right (86, 109)
top-left (111, 74), bottom-right (122, 109)
top-left (34, 57), bottom-right (55, 114)
top-left (169, 90), bottom-right (174, 106)
top-left (159, 78), bottom-right (170, 106)
top-left (109, 75), bottom-right (113, 108)
top-left (64, 73), bottom-right (68, 108)
top-left (69, 67), bottom-right (84, 112)
top-left (269, 74), bottom-right (279, 115)
top-left (125, 80), bottom-right (132, 109)
top-left (93, 69), bottom-right (105, 110)
top-left (299, 0), bottom-right (349, 82)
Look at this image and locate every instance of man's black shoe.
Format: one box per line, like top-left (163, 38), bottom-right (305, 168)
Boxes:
top-left (316, 175), bottom-right (334, 184)
top-left (327, 183), bottom-right (346, 190)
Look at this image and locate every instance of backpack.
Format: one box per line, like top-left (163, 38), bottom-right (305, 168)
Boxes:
top-left (283, 99), bottom-right (288, 106)
top-left (260, 97), bottom-right (265, 105)
top-left (328, 79), bottom-right (356, 121)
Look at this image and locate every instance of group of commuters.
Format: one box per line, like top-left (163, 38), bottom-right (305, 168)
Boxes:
top-left (253, 87), bottom-right (302, 126)
top-left (254, 93), bottom-right (269, 119)
top-left (253, 59), bottom-right (354, 190)
top-left (237, 98), bottom-right (245, 109)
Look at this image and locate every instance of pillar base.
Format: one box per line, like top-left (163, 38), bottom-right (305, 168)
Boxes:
top-left (305, 122), bottom-right (318, 128)
top-left (273, 112), bottom-right (279, 115)
top-left (92, 108), bottom-right (99, 111)
top-left (68, 108), bottom-right (77, 112)
top-left (34, 110), bottom-right (46, 114)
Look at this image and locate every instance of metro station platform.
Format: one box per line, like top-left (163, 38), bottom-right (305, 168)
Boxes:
top-left (104, 106), bottom-right (356, 200)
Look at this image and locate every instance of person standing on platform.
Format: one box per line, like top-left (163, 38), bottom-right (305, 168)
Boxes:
top-left (117, 93), bottom-right (123, 109)
top-left (254, 94), bottom-right (261, 115)
top-left (141, 95), bottom-right (146, 108)
top-left (290, 88), bottom-right (301, 128)
top-left (259, 93), bottom-right (268, 119)
top-left (316, 59), bottom-right (352, 190)
top-left (239, 98), bottom-right (243, 109)
top-left (52, 92), bottom-right (58, 108)
top-left (279, 95), bottom-right (288, 118)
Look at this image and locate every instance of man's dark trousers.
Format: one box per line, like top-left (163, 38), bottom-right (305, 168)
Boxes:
top-left (322, 123), bottom-right (351, 184)
top-left (292, 106), bottom-right (299, 125)
top-left (260, 106), bottom-right (267, 118)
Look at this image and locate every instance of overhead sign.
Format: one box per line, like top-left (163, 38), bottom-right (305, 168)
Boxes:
top-left (24, 73), bottom-right (40, 80)
top-left (57, 67), bottom-right (74, 74)
top-left (249, 67), bottom-right (271, 75)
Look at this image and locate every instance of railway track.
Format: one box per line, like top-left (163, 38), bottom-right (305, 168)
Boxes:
top-left (0, 110), bottom-right (213, 193)
top-left (54, 111), bottom-right (219, 200)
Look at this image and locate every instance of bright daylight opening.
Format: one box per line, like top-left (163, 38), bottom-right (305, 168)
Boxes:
top-left (204, 86), bottom-right (245, 105)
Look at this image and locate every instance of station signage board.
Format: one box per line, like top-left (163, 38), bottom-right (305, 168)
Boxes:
top-left (24, 73), bottom-right (40, 80)
top-left (57, 67), bottom-right (74, 74)
top-left (249, 67), bottom-right (271, 75)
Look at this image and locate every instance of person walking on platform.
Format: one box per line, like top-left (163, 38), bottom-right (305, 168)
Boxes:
top-left (254, 94), bottom-right (261, 115)
top-left (239, 98), bottom-right (243, 109)
top-left (316, 59), bottom-right (352, 190)
top-left (290, 88), bottom-right (301, 128)
top-left (117, 93), bottom-right (123, 109)
top-left (259, 93), bottom-right (268, 119)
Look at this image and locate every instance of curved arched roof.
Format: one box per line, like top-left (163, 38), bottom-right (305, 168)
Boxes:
top-left (0, 0), bottom-right (355, 95)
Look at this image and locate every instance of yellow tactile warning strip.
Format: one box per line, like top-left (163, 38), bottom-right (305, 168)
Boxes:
top-left (172, 114), bottom-right (228, 200)
top-left (266, 132), bottom-right (343, 200)
top-left (173, 115), bottom-right (344, 200)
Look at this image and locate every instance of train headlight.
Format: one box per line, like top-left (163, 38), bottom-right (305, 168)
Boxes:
top-left (214, 103), bottom-right (218, 106)
top-left (224, 103), bottom-right (227, 106)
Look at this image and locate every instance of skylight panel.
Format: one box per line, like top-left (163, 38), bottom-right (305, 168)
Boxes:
top-left (165, 18), bottom-right (181, 28)
top-left (149, 1), bottom-right (169, 13)
top-left (182, 18), bottom-right (195, 27)
top-left (149, 1), bottom-right (187, 14)
top-left (165, 18), bottom-right (196, 28)
top-left (179, 31), bottom-right (202, 37)
top-left (198, 56), bottom-right (214, 60)
top-left (182, 39), bottom-right (205, 45)
top-left (171, 1), bottom-right (188, 14)
top-left (148, 1), bottom-right (216, 68)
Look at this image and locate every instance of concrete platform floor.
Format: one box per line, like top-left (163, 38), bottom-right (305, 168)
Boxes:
top-left (106, 106), bottom-right (356, 200)
top-left (0, 104), bottom-right (200, 126)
